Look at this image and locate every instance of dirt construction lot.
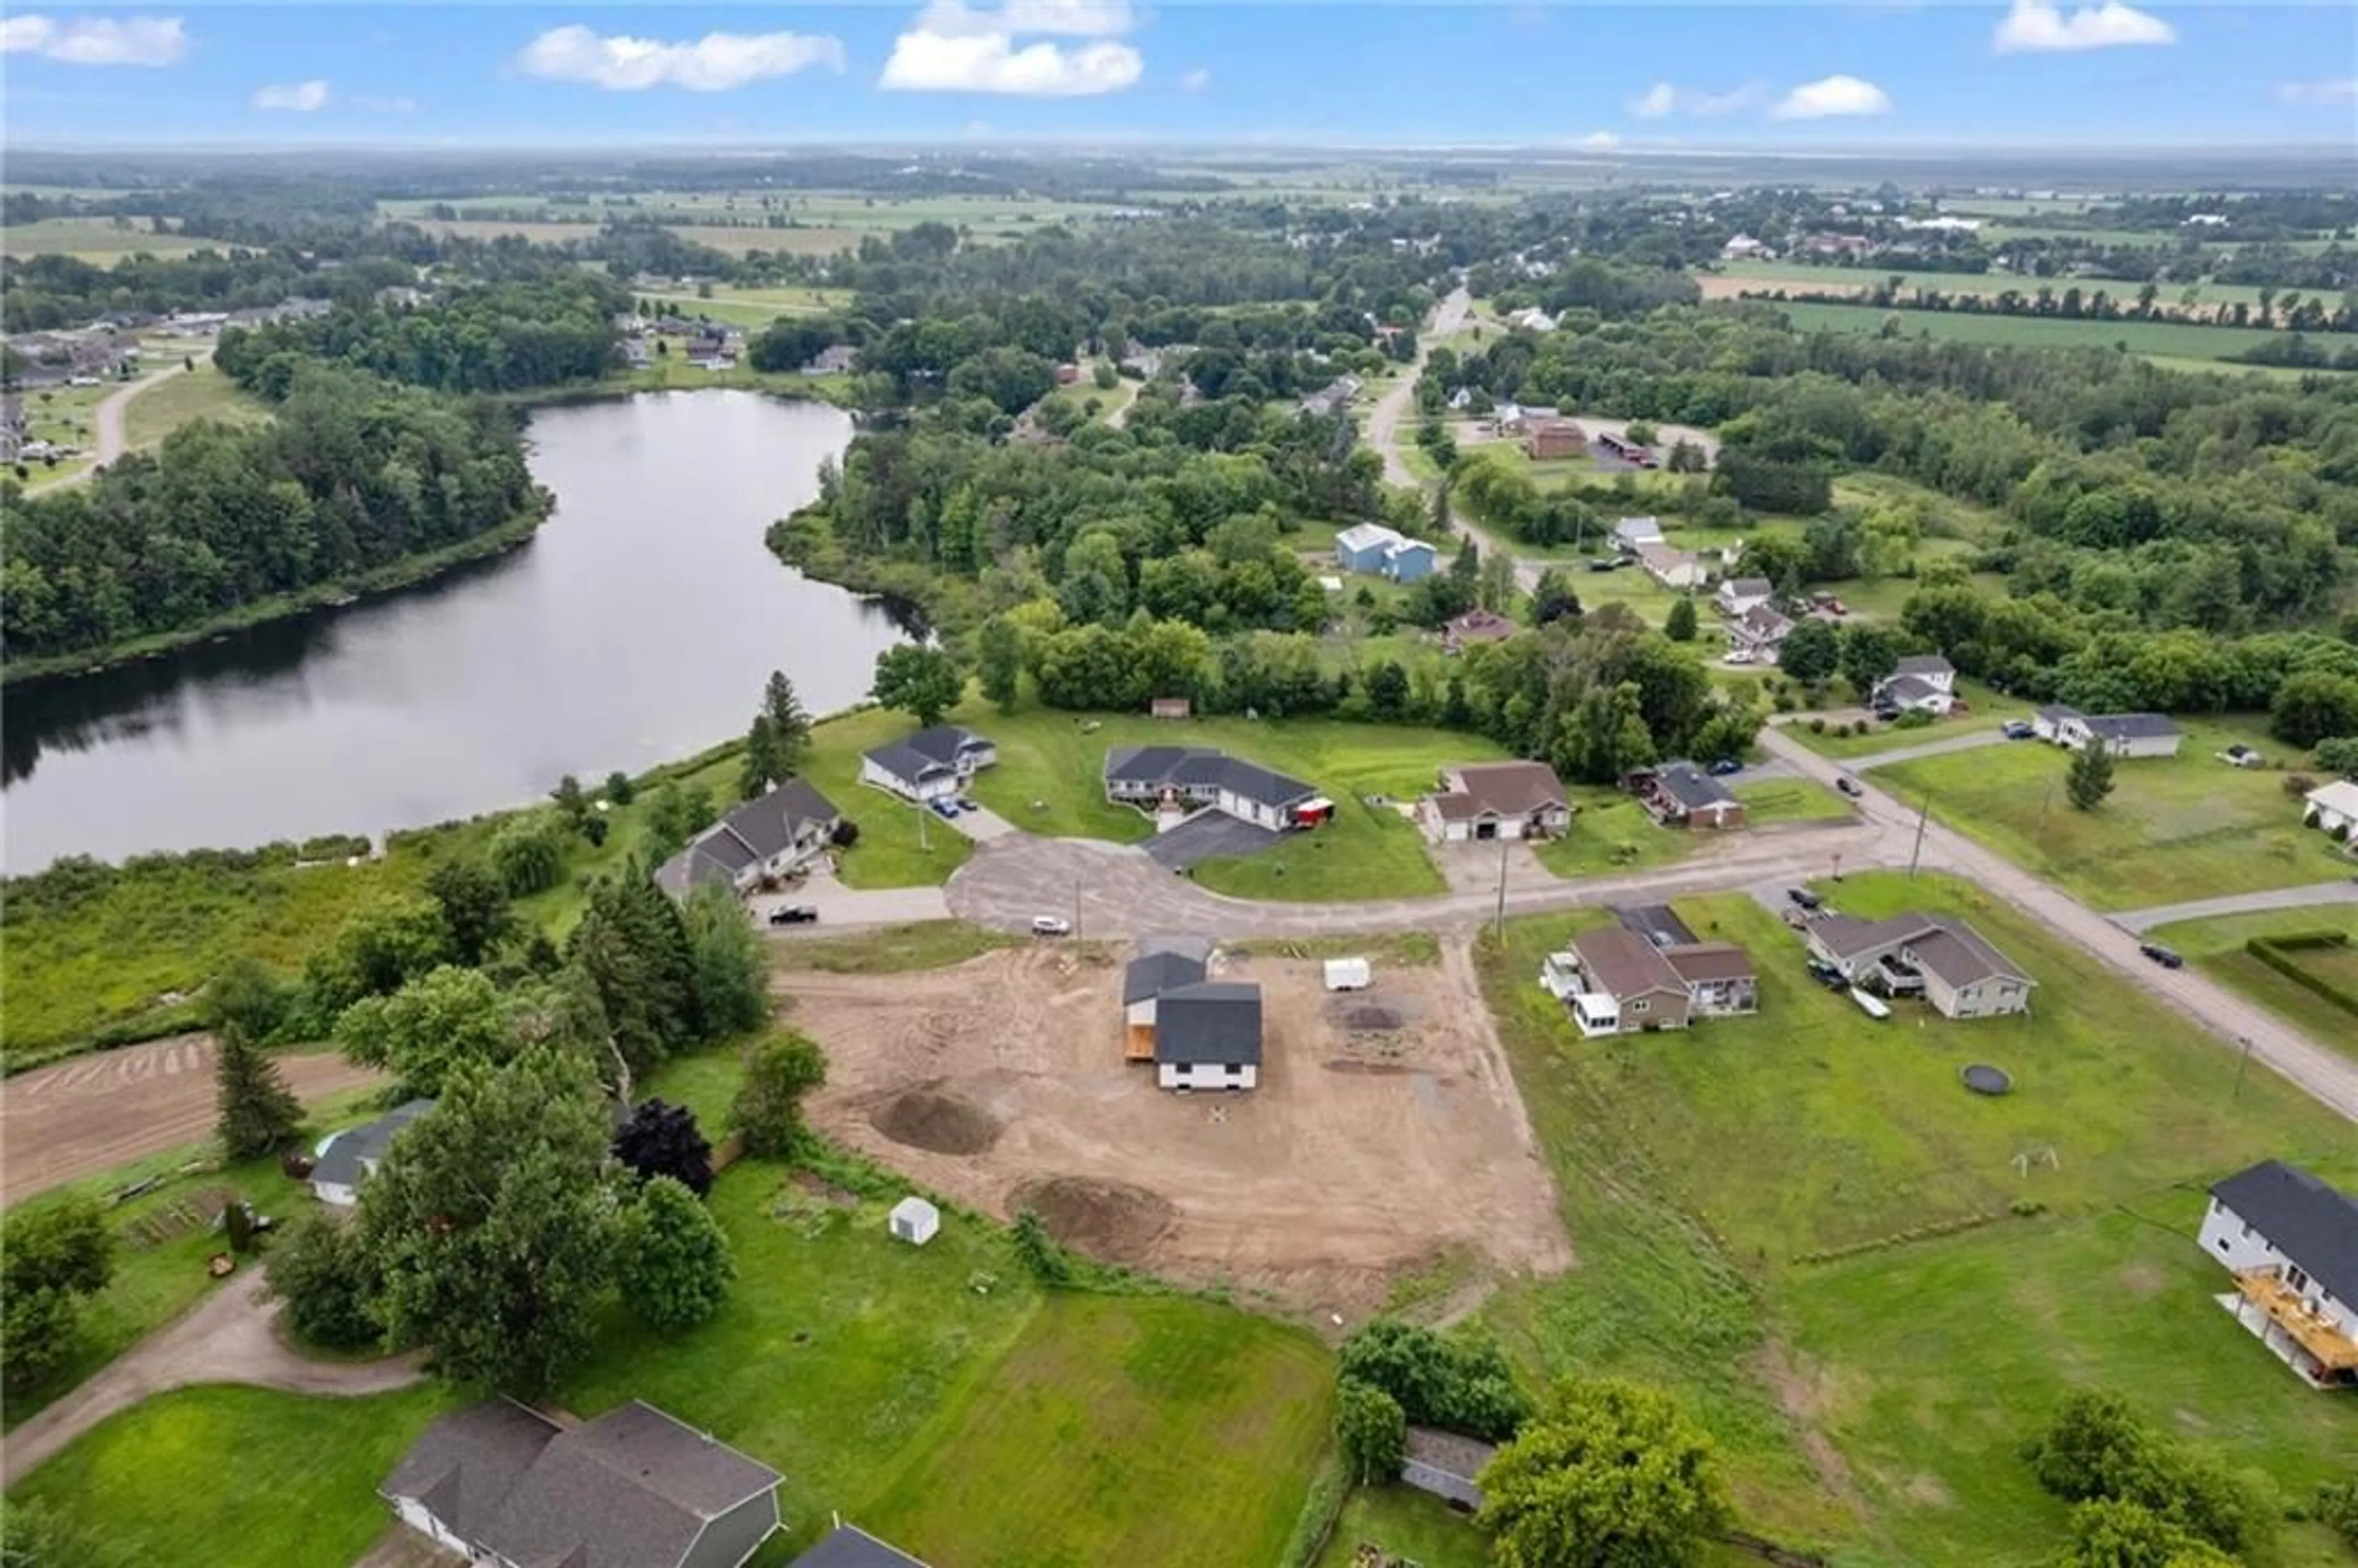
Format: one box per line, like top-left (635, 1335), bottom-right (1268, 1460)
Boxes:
top-left (784, 944), bottom-right (1571, 1317)
top-left (1, 1036), bottom-right (384, 1206)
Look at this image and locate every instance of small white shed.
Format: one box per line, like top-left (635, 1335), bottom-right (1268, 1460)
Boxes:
top-left (1323, 958), bottom-right (1371, 992)
top-left (889, 1196), bottom-right (940, 1246)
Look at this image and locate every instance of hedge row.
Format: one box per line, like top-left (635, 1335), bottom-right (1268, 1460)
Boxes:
top-left (2246, 933), bottom-right (2358, 1019)
top-left (1791, 1208), bottom-right (2009, 1268)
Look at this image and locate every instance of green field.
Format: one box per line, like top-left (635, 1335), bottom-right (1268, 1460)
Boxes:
top-left (1730, 777), bottom-right (1851, 825)
top-left (1717, 257), bottom-right (2286, 312)
top-left (1874, 717), bottom-right (2352, 910)
top-left (1764, 300), bottom-right (2300, 366)
top-left (1, 216), bottom-right (211, 262)
top-left (9, 1384), bottom-right (454, 1567)
top-left (122, 363), bottom-right (270, 451)
top-left (1314, 1486), bottom-right (1489, 1568)
top-left (1529, 790), bottom-right (1713, 880)
top-left (1470, 879), bottom-right (2358, 1562)
top-left (2144, 906), bottom-right (2358, 1067)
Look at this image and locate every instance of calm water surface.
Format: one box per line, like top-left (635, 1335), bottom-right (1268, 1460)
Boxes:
top-left (3, 390), bottom-right (904, 869)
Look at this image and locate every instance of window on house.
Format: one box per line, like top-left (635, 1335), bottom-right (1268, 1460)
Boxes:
top-left (1631, 999), bottom-right (1648, 1013)
top-left (1226, 1064), bottom-right (1242, 1078)
top-left (2288, 1265), bottom-right (2312, 1293)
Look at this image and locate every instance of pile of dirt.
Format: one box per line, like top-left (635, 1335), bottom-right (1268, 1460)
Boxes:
top-left (870, 1088), bottom-right (1002, 1155)
top-left (1011, 1176), bottom-right (1176, 1263)
top-left (1329, 996), bottom-right (1418, 1032)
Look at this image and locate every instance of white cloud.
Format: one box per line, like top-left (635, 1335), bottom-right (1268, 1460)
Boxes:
top-left (1771, 74), bottom-right (1893, 118)
top-left (517, 25), bottom-right (846, 91)
top-left (2277, 77), bottom-right (2357, 105)
top-left (916, 0), bottom-right (1136, 36)
top-left (1625, 80), bottom-right (1763, 118)
top-left (1576, 130), bottom-right (1620, 149)
top-left (1993, 0), bottom-right (2175, 53)
top-left (881, 28), bottom-right (1141, 94)
top-left (1, 15), bottom-right (187, 66)
top-left (252, 78), bottom-right (330, 112)
top-left (1180, 64), bottom-right (1210, 91)
top-left (351, 93), bottom-right (419, 112)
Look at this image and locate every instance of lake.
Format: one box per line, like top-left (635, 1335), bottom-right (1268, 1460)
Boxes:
top-left (2, 390), bottom-right (906, 870)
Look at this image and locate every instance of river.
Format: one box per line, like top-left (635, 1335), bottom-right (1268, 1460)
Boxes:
top-left (2, 390), bottom-right (907, 871)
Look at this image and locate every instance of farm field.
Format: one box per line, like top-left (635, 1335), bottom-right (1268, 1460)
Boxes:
top-left (1714, 257), bottom-right (2286, 312)
top-left (1874, 716), bottom-right (2352, 909)
top-left (631, 284), bottom-right (854, 330)
top-left (1762, 300), bottom-right (2298, 365)
top-left (962, 706), bottom-right (1496, 901)
top-left (1, 216), bottom-right (210, 261)
top-left (122, 363), bottom-right (270, 451)
top-left (785, 945), bottom-right (1570, 1313)
top-left (2144, 906), bottom-right (2358, 1067)
top-left (1470, 881), bottom-right (2358, 1564)
top-left (7, 1384), bottom-right (455, 1568)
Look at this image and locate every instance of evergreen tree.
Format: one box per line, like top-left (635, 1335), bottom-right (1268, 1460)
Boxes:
top-left (977, 616), bottom-right (1025, 712)
top-left (739, 713), bottom-right (782, 801)
top-left (567, 864), bottom-right (702, 1080)
top-left (761, 670), bottom-right (812, 776)
top-left (623, 1175), bottom-right (736, 1331)
top-left (426, 858), bottom-right (512, 968)
top-left (216, 1020), bottom-right (302, 1160)
top-left (2066, 740), bottom-right (2117, 812)
top-left (1664, 596), bottom-right (1698, 643)
top-left (683, 881), bottom-right (771, 1037)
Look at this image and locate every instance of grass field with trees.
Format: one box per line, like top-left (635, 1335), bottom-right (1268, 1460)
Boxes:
top-left (121, 362), bottom-right (270, 451)
top-left (2144, 906), bottom-right (2358, 1066)
top-left (1763, 300), bottom-right (2299, 364)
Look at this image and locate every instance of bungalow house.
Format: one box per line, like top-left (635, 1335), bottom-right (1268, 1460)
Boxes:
top-left (1714, 577), bottom-right (1774, 619)
top-left (1806, 912), bottom-right (2033, 1019)
top-left (1636, 543), bottom-right (1706, 591)
top-left (1446, 386), bottom-right (1475, 412)
top-left (802, 344), bottom-right (859, 376)
top-left (1123, 937), bottom-right (1213, 1062)
top-left (1611, 516), bottom-right (1665, 554)
top-left (1525, 419), bottom-right (1587, 460)
top-left (381, 1399), bottom-right (783, 1568)
top-left (1721, 233), bottom-right (1770, 259)
top-left (1154, 982), bottom-right (1263, 1091)
top-left (1560, 927), bottom-right (1694, 1036)
top-left (792, 1526), bottom-right (930, 1567)
top-left (1872, 654), bottom-right (1958, 716)
top-left (1508, 307), bottom-right (1558, 333)
top-left (1664, 942), bottom-right (1759, 1017)
top-left (1299, 375), bottom-right (1361, 418)
top-left (1628, 761), bottom-right (1746, 831)
top-left (1103, 747), bottom-right (1332, 833)
top-left (1726, 604), bottom-right (1794, 661)
top-left (2303, 780), bottom-right (2358, 836)
top-left (1420, 761), bottom-right (1573, 843)
top-left (2197, 1160), bottom-right (2357, 1389)
top-left (1402, 1427), bottom-right (1498, 1512)
top-left (1492, 403), bottom-right (1559, 435)
top-left (654, 778), bottom-right (842, 899)
top-left (860, 725), bottom-right (997, 802)
top-left (621, 338), bottom-right (652, 370)
top-left (1334, 522), bottom-right (1438, 583)
top-left (311, 1100), bottom-right (435, 1206)
top-left (2033, 705), bottom-right (2182, 759)
top-left (1441, 607), bottom-right (1518, 653)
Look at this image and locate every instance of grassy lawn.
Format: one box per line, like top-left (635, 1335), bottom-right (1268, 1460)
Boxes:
top-left (1778, 680), bottom-right (2035, 761)
top-left (1777, 1195), bottom-right (2358, 1568)
top-left (8, 1384), bottom-right (454, 1566)
top-left (1874, 716), bottom-right (2351, 910)
top-left (1470, 877), bottom-right (2358, 1562)
top-left (1191, 802), bottom-right (1446, 902)
top-left (1, 216), bottom-right (212, 261)
top-left (1313, 1486), bottom-right (1489, 1568)
top-left (772, 920), bottom-right (1018, 976)
top-left (1530, 791), bottom-right (1711, 880)
top-left (122, 363), bottom-right (269, 450)
top-left (865, 1295), bottom-right (1333, 1568)
top-left (1732, 777), bottom-right (1853, 825)
top-left (2145, 907), bottom-right (2358, 1067)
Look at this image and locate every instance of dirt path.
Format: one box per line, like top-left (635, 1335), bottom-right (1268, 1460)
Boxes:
top-left (2, 1036), bottom-right (386, 1207)
top-left (35, 357), bottom-right (203, 492)
top-left (1, 1268), bottom-right (424, 1487)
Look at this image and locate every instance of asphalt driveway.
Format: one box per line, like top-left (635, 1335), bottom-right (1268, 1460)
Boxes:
top-left (1142, 810), bottom-right (1284, 870)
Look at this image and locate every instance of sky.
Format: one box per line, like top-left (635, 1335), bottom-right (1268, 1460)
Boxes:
top-left (1, 2), bottom-right (2353, 149)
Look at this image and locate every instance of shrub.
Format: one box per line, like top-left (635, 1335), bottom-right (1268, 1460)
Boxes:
top-left (489, 812), bottom-right (569, 896)
top-left (1336, 1380), bottom-right (1407, 1485)
top-left (2315, 1478), bottom-right (2358, 1549)
top-left (1893, 708), bottom-right (1934, 730)
top-left (1011, 1209), bottom-right (1072, 1286)
top-left (2283, 773), bottom-right (2318, 798)
top-left (1808, 717), bottom-right (1827, 734)
top-left (2024, 1391), bottom-right (2273, 1558)
top-left (263, 1212), bottom-right (384, 1351)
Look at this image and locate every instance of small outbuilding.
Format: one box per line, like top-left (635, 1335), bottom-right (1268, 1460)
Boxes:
top-left (1401, 1426), bottom-right (1498, 1512)
top-left (1323, 958), bottom-right (1371, 992)
top-left (889, 1196), bottom-right (940, 1246)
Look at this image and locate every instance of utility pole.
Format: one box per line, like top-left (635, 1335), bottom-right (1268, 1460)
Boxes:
top-left (1073, 877), bottom-right (1083, 944)
top-left (2233, 1035), bottom-right (2252, 1100)
top-left (915, 794), bottom-right (930, 852)
top-left (1493, 832), bottom-right (1511, 939)
top-left (1907, 793), bottom-right (1931, 879)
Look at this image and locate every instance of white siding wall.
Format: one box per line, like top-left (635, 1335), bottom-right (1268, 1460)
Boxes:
top-left (1158, 1062), bottom-right (1258, 1091)
top-left (314, 1180), bottom-right (358, 1208)
top-left (1126, 998), bottom-right (1156, 1028)
top-left (862, 757), bottom-right (955, 801)
top-left (2200, 1198), bottom-right (2353, 1335)
top-left (2314, 802), bottom-right (2358, 834)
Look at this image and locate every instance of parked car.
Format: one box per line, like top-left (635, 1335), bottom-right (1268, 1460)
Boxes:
top-left (2002, 720), bottom-right (2036, 740)
top-left (2139, 942), bottom-right (2184, 969)
top-left (1835, 776), bottom-right (1863, 798)
top-left (1788, 887), bottom-right (1823, 910)
top-left (957, 796), bottom-right (981, 812)
top-left (1031, 915), bottom-right (1073, 937)
top-left (1706, 758), bottom-right (1743, 777)
top-left (929, 798), bottom-right (960, 820)
top-left (768, 905), bottom-right (819, 926)
top-left (1805, 960), bottom-right (1848, 992)
top-left (1780, 907), bottom-right (1812, 931)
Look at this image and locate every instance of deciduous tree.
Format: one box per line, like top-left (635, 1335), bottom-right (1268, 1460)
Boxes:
top-left (1776, 618), bottom-right (1841, 688)
top-left (728, 1029), bottom-right (827, 1157)
top-left (335, 964), bottom-right (513, 1098)
top-left (1336, 1380), bottom-right (1407, 1485)
top-left (683, 882), bottom-right (770, 1037)
top-left (978, 616), bottom-right (1025, 711)
top-left (872, 644), bottom-right (964, 728)
top-left (1, 1195), bottom-right (114, 1389)
top-left (622, 1175), bottom-right (736, 1332)
top-left (1663, 596), bottom-right (1697, 643)
top-left (263, 1211), bottom-right (383, 1351)
top-left (426, 859), bottom-right (512, 968)
top-left (2066, 741), bottom-right (2116, 812)
top-left (1476, 1378), bottom-right (1727, 1568)
top-left (613, 1098), bottom-right (715, 1196)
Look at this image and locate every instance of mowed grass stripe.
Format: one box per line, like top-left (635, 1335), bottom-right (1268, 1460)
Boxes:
top-left (864, 1294), bottom-right (1334, 1568)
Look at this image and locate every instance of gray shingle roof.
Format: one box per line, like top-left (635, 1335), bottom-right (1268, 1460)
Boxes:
top-left (1811, 912), bottom-right (2028, 987)
top-left (313, 1099), bottom-right (435, 1190)
top-left (865, 726), bottom-right (989, 787)
top-left (2084, 712), bottom-right (2179, 741)
top-left (1878, 674), bottom-right (1941, 705)
top-left (1651, 761), bottom-right (1737, 813)
top-left (1403, 1426), bottom-right (1498, 1485)
top-left (790, 1526), bottom-right (930, 1568)
top-left (1893, 654), bottom-right (1954, 678)
top-left (2210, 1161), bottom-right (2358, 1306)
top-left (1124, 950), bottom-right (1208, 1004)
top-left (386, 1400), bottom-right (781, 1568)
top-left (1105, 747), bottom-right (1318, 812)
top-left (1570, 927), bottom-right (1689, 1001)
top-left (1722, 576), bottom-right (1772, 598)
top-left (655, 779), bottom-right (839, 897)
top-left (1154, 982), bottom-right (1264, 1066)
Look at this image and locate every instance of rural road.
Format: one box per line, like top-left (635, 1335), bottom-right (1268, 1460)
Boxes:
top-left (33, 357), bottom-right (203, 492)
top-left (2, 1036), bottom-right (384, 1208)
top-left (1757, 727), bottom-right (2358, 1120)
top-left (2112, 881), bottom-right (2358, 935)
top-left (1, 1268), bottom-right (423, 1488)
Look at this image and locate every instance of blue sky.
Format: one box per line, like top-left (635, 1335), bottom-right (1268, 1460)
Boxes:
top-left (2, 4), bottom-right (2352, 147)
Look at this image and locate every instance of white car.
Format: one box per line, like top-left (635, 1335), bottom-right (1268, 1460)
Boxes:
top-left (1030, 915), bottom-right (1072, 937)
